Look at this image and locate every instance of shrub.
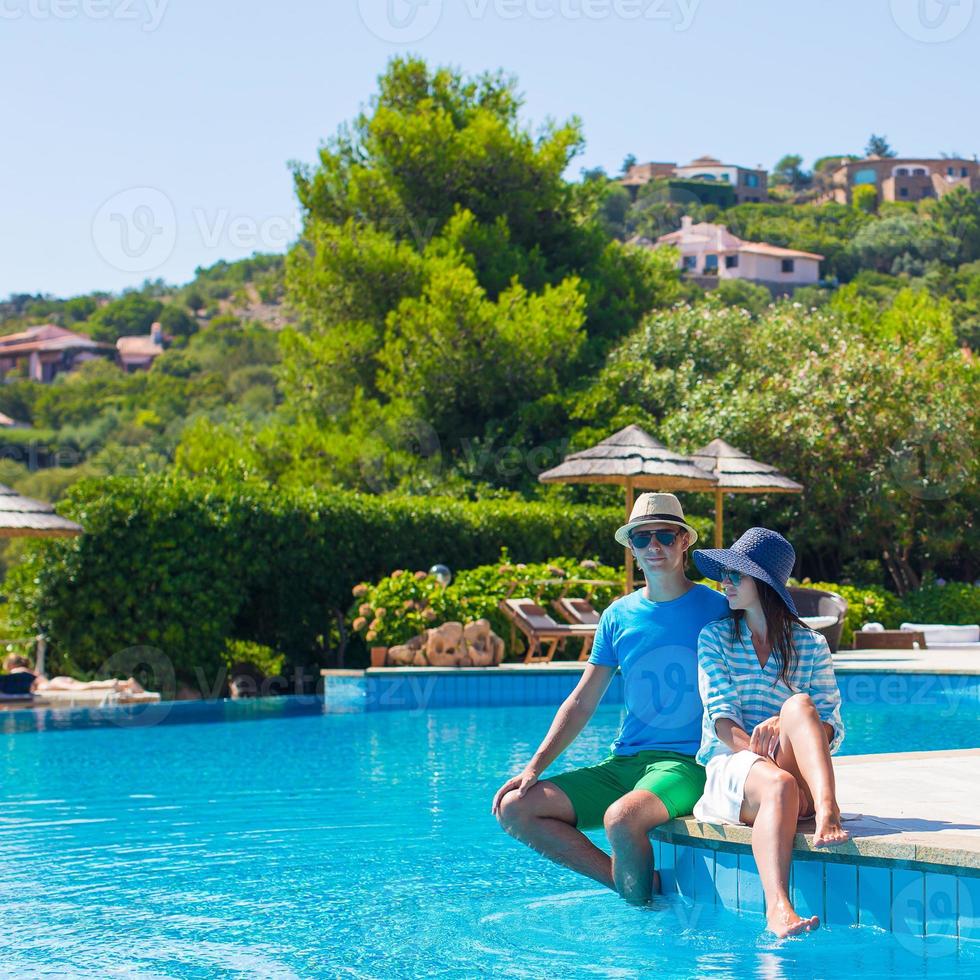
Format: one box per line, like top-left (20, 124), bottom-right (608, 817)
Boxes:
top-left (801, 580), bottom-right (905, 646)
top-left (349, 553), bottom-right (622, 659)
top-left (901, 581), bottom-right (980, 626)
top-left (5, 474), bottom-right (623, 682)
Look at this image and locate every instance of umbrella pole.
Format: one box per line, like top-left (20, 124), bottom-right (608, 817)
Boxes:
top-left (625, 479), bottom-right (635, 595)
top-left (714, 488), bottom-right (724, 549)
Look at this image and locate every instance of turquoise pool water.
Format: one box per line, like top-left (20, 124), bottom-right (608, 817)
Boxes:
top-left (0, 699), bottom-right (976, 978)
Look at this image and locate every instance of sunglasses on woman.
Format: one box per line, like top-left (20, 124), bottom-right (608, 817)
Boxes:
top-left (720, 569), bottom-right (743, 586)
top-left (629, 528), bottom-right (683, 548)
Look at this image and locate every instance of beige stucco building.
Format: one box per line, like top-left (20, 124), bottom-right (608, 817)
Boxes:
top-left (621, 156), bottom-right (768, 203)
top-left (820, 155), bottom-right (980, 204)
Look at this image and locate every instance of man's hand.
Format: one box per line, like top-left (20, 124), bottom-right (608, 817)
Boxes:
top-left (750, 716), bottom-right (780, 758)
top-left (491, 767), bottom-right (539, 816)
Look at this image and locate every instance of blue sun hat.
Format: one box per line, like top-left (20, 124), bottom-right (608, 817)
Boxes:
top-left (692, 527), bottom-right (798, 616)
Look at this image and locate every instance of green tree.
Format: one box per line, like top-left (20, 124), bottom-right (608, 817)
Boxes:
top-left (865, 134), bottom-right (896, 158)
top-left (852, 184), bottom-right (878, 214)
top-left (772, 154), bottom-right (811, 190)
top-left (376, 257), bottom-right (586, 441)
top-left (87, 293), bottom-right (162, 343)
top-left (158, 304), bottom-right (198, 341)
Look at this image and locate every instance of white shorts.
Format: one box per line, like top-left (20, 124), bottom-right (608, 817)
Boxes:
top-left (693, 749), bottom-right (770, 826)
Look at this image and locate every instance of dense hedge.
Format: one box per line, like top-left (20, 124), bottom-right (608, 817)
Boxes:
top-left (5, 475), bottom-right (626, 684)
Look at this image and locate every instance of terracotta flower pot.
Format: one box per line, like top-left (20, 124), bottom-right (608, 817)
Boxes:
top-left (370, 646), bottom-right (388, 668)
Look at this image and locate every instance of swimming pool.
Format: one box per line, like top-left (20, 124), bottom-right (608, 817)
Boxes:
top-left (0, 700), bottom-right (976, 978)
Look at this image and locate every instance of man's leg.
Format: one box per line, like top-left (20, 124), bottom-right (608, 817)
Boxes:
top-left (772, 694), bottom-right (850, 847)
top-left (496, 781), bottom-right (615, 889)
top-left (602, 790), bottom-right (670, 904)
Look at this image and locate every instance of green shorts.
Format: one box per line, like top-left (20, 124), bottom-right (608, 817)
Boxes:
top-left (547, 750), bottom-right (706, 830)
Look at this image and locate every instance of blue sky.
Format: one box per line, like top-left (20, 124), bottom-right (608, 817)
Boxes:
top-left (2, 0), bottom-right (977, 298)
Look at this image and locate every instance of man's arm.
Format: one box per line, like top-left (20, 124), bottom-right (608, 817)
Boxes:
top-left (491, 663), bottom-right (614, 814)
top-left (527, 663), bottom-right (615, 774)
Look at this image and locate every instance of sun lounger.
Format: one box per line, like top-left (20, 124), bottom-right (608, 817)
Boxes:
top-left (551, 597), bottom-right (601, 660)
top-left (900, 623), bottom-right (980, 645)
top-left (787, 586), bottom-right (848, 653)
top-left (33, 689), bottom-right (161, 708)
top-left (499, 599), bottom-right (597, 664)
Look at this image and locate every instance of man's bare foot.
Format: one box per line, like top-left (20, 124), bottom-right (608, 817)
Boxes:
top-left (812, 807), bottom-right (850, 847)
top-left (767, 899), bottom-right (820, 938)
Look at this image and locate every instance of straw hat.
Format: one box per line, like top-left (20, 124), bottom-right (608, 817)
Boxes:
top-left (692, 527), bottom-right (798, 616)
top-left (614, 493), bottom-right (699, 548)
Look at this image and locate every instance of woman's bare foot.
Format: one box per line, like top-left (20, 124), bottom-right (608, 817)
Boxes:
top-left (767, 899), bottom-right (820, 938)
top-left (812, 806), bottom-right (850, 847)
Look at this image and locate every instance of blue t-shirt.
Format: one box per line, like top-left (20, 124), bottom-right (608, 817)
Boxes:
top-left (589, 584), bottom-right (730, 757)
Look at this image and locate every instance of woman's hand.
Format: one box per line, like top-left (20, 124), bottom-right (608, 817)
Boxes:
top-left (750, 715), bottom-right (781, 758)
top-left (491, 767), bottom-right (539, 816)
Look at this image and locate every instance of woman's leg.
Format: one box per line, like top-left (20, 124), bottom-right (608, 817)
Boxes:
top-left (773, 694), bottom-right (850, 847)
top-left (741, 760), bottom-right (820, 937)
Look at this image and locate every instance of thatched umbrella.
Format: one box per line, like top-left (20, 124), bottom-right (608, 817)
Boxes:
top-left (0, 484), bottom-right (83, 538)
top-left (691, 439), bottom-right (803, 548)
top-left (538, 425), bottom-right (718, 593)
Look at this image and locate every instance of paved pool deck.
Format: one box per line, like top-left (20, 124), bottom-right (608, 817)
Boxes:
top-left (833, 643), bottom-right (980, 675)
top-left (660, 748), bottom-right (980, 872)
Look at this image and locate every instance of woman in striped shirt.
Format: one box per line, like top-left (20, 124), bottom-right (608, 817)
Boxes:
top-left (691, 527), bottom-right (848, 938)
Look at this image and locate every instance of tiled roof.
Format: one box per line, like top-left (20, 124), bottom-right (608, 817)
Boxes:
top-left (116, 336), bottom-right (164, 358)
top-left (0, 324), bottom-right (107, 355)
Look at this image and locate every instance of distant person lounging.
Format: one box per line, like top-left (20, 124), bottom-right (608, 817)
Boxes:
top-left (3, 654), bottom-right (146, 696)
top-left (691, 528), bottom-right (848, 938)
top-left (492, 494), bottom-right (729, 905)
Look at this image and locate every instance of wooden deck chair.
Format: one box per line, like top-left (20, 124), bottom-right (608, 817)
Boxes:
top-left (498, 599), bottom-right (597, 664)
top-left (551, 597), bottom-right (601, 660)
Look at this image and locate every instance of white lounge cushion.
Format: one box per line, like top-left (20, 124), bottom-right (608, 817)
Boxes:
top-left (801, 615), bottom-right (839, 631)
top-left (901, 623), bottom-right (980, 645)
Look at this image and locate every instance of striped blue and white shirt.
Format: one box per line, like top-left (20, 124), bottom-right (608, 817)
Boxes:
top-left (695, 617), bottom-right (845, 765)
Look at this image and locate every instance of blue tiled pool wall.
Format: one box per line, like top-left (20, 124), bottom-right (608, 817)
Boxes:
top-left (837, 673), bottom-right (979, 708)
top-left (652, 834), bottom-right (980, 943)
top-left (324, 670), bottom-right (979, 715)
top-left (353, 671), bottom-right (625, 713)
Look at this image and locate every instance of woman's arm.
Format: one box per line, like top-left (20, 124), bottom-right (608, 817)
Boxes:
top-left (697, 624), bottom-right (747, 749)
top-left (805, 632), bottom-right (845, 753)
top-left (714, 717), bottom-right (752, 753)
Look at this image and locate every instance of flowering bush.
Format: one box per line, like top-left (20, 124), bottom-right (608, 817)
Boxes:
top-left (349, 551), bottom-right (622, 658)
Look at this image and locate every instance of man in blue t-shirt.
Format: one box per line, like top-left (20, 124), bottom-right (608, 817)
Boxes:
top-left (492, 493), bottom-right (729, 904)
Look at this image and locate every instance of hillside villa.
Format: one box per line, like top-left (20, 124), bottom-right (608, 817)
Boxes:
top-left (634, 216), bottom-right (823, 292)
top-left (819, 154), bottom-right (980, 204)
top-left (620, 156), bottom-right (768, 204)
top-left (0, 324), bottom-right (111, 383)
top-left (0, 323), bottom-right (167, 383)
